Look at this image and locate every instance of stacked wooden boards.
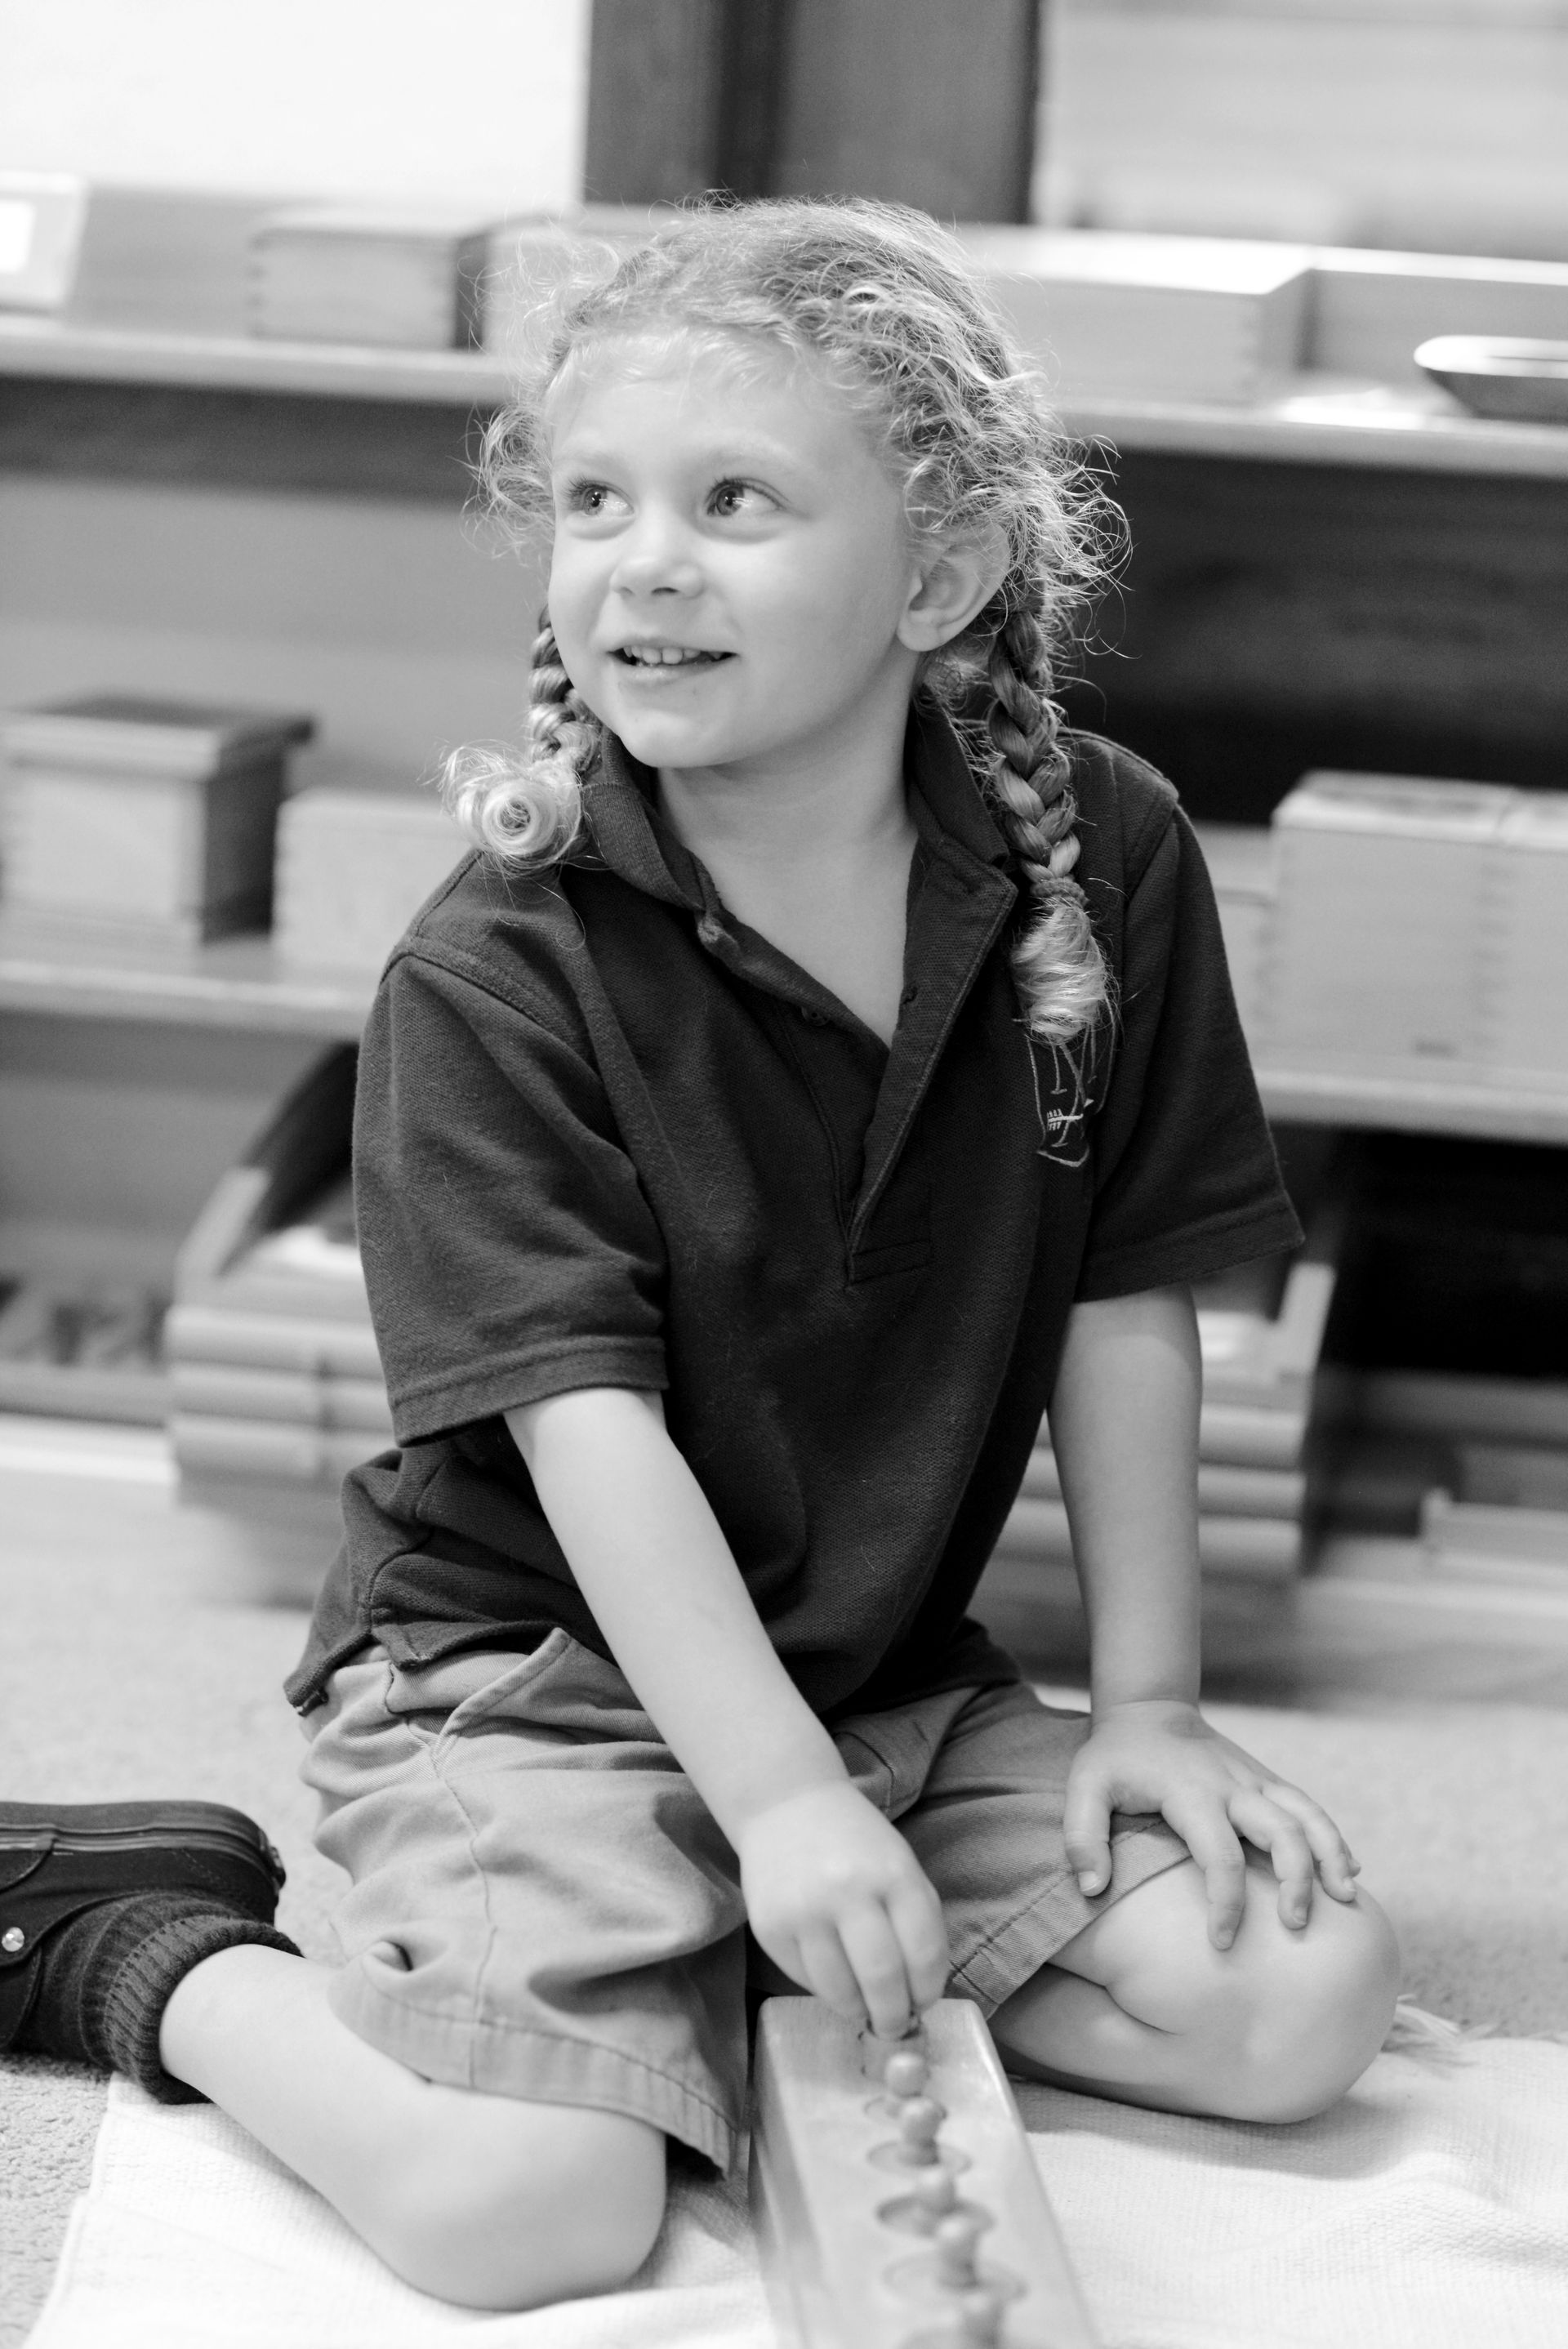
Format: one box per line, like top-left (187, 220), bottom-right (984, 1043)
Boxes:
top-left (996, 1237), bottom-right (1338, 1587)
top-left (165, 1045), bottom-right (388, 1499)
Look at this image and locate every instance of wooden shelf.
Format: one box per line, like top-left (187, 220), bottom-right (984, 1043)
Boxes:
top-left (0, 313), bottom-right (514, 408)
top-left (2, 328), bottom-right (1566, 478)
top-left (1063, 372), bottom-right (1568, 480)
top-left (0, 920), bottom-right (372, 1037)
top-left (1255, 1063), bottom-right (1568, 1148)
top-left (5, 915), bottom-right (1568, 1143)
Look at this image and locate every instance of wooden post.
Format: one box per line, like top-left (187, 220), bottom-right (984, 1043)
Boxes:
top-left (583, 0), bottom-right (1040, 221)
top-left (582, 0), bottom-right (729, 207)
top-left (770, 0), bottom-right (1039, 222)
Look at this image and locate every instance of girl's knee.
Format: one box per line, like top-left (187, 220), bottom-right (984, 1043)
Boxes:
top-left (367, 2098), bottom-right (667, 2309)
top-left (1223, 1879), bottom-right (1402, 2124)
top-left (1075, 1856), bottom-right (1402, 2124)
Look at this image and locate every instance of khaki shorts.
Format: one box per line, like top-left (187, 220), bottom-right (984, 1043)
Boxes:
top-left (301, 1634), bottom-right (1186, 2171)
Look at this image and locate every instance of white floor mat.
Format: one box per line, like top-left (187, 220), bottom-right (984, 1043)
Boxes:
top-left (25, 2041), bottom-right (1568, 2349)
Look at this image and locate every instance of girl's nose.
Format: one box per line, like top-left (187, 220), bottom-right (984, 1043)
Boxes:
top-left (608, 512), bottom-right (704, 600)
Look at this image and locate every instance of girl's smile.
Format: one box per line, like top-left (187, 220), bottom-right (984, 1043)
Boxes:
top-left (545, 334), bottom-right (923, 782)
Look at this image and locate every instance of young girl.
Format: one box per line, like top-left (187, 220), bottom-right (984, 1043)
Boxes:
top-left (4, 198), bottom-right (1399, 2311)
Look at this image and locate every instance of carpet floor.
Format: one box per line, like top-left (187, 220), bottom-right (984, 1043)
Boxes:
top-left (2, 1426), bottom-right (1566, 2346)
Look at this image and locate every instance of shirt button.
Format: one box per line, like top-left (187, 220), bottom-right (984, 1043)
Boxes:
top-left (901, 984), bottom-right (920, 1007)
top-left (799, 1007), bottom-right (826, 1025)
top-left (2, 1926), bottom-right (24, 1953)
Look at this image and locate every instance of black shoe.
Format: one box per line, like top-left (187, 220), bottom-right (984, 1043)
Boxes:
top-left (0, 1800), bottom-right (286, 2051)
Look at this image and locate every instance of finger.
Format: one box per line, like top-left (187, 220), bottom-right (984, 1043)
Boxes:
top-left (1264, 1784), bottom-right (1361, 1900)
top-left (795, 1926), bottom-right (868, 2024)
top-left (887, 1875), bottom-right (951, 2014)
top-left (836, 1905), bottom-right (917, 2039)
top-left (1227, 1791), bottom-right (1316, 1928)
top-left (1062, 1770), bottom-right (1115, 1900)
top-left (1167, 1807), bottom-right (1250, 1951)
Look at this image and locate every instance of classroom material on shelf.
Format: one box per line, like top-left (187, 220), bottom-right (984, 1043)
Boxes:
top-left (1192, 822), bottom-right (1274, 1047)
top-left (1263, 772), bottom-right (1512, 1072)
top-left (0, 1275), bottom-right (167, 1424)
top-left (751, 1997), bottom-right (1098, 2349)
top-left (0, 693), bottom-right (314, 950)
top-left (1258, 772), bottom-right (1568, 1087)
top-left (1492, 792), bottom-right (1568, 1080)
top-left (272, 787), bottom-right (469, 972)
top-left (958, 228), bottom-right (1309, 405)
top-left (1321, 1365), bottom-right (1568, 1587)
top-left (996, 1232), bottom-right (1339, 1584)
top-left (248, 206), bottom-right (500, 348)
top-left (1419, 1488), bottom-right (1568, 1583)
top-left (1414, 334), bottom-right (1568, 426)
top-left (167, 1044), bottom-right (385, 1498)
top-left (0, 170), bottom-right (89, 311)
top-left (497, 219), bottom-right (1310, 408)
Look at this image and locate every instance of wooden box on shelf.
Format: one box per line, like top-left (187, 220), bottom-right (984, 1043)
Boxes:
top-left (248, 207), bottom-right (500, 349)
top-left (1193, 822), bottom-right (1276, 1049)
top-left (959, 228), bottom-right (1310, 405)
top-left (272, 787), bottom-right (468, 972)
top-left (0, 693), bottom-right (314, 950)
top-left (1491, 792), bottom-right (1568, 1082)
top-left (1260, 771), bottom-right (1515, 1076)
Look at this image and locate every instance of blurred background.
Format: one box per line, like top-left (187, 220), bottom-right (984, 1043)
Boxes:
top-left (1, 1), bottom-right (1567, 1696)
top-left (6, 2), bottom-right (1568, 256)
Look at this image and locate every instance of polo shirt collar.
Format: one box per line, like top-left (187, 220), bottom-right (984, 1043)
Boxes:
top-left (902, 693), bottom-right (1013, 872)
top-left (580, 694), bottom-right (1013, 911)
top-left (580, 705), bottom-right (1022, 1244)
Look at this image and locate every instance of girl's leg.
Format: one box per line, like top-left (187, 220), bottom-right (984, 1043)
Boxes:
top-left (988, 1856), bottom-right (1400, 2124)
top-left (159, 1944), bottom-right (667, 2311)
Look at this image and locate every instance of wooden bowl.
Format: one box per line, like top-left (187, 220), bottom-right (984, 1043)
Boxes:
top-left (1414, 335), bottom-right (1568, 424)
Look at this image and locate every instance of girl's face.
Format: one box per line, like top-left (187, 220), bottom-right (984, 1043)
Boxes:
top-left (544, 332), bottom-right (925, 779)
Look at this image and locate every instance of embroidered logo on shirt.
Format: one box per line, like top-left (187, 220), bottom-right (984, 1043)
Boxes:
top-left (1026, 1036), bottom-right (1094, 1170)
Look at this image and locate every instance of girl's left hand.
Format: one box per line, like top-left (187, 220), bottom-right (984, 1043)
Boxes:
top-left (1064, 1698), bottom-right (1361, 1950)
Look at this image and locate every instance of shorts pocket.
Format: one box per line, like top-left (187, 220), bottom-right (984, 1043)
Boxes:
top-left (385, 1631), bottom-right (654, 1752)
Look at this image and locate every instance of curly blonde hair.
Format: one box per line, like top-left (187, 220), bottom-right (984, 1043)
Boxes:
top-left (444, 198), bottom-right (1122, 1046)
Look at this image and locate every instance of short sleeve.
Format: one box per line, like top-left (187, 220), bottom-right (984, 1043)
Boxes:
top-left (354, 949), bottom-right (668, 1442)
top-left (1076, 806), bottom-right (1302, 1299)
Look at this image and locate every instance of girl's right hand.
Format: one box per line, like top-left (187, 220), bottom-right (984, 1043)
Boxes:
top-left (737, 1780), bottom-right (950, 2036)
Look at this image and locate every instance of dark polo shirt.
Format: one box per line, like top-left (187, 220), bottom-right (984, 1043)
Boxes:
top-left (285, 703), bottom-right (1300, 1719)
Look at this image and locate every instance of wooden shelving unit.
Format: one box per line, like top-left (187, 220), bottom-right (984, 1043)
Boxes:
top-left (4, 196), bottom-right (1567, 1431)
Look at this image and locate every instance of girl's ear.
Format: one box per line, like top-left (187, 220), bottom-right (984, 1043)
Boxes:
top-left (896, 531), bottom-right (1009, 653)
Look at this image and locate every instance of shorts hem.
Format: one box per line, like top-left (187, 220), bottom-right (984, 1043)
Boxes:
top-left (948, 1818), bottom-right (1190, 2013)
top-left (327, 1966), bottom-right (737, 2173)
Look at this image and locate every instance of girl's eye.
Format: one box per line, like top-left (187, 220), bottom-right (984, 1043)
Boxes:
top-left (709, 479), bottom-right (771, 519)
top-left (562, 478), bottom-right (627, 519)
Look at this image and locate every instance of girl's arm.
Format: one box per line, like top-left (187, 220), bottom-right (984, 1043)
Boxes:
top-left (506, 1387), bottom-right (949, 2031)
top-left (1049, 1286), bottom-right (1360, 1949)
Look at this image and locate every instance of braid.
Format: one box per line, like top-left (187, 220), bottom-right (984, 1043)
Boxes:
top-left (982, 602), bottom-right (1111, 1049)
top-left (528, 617), bottom-right (591, 767)
top-left (439, 613), bottom-right (599, 864)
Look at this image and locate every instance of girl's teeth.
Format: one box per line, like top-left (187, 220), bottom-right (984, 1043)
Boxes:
top-left (625, 647), bottom-right (710, 666)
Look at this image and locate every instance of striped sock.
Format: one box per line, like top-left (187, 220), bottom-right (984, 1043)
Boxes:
top-left (17, 1891), bottom-right (299, 2103)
